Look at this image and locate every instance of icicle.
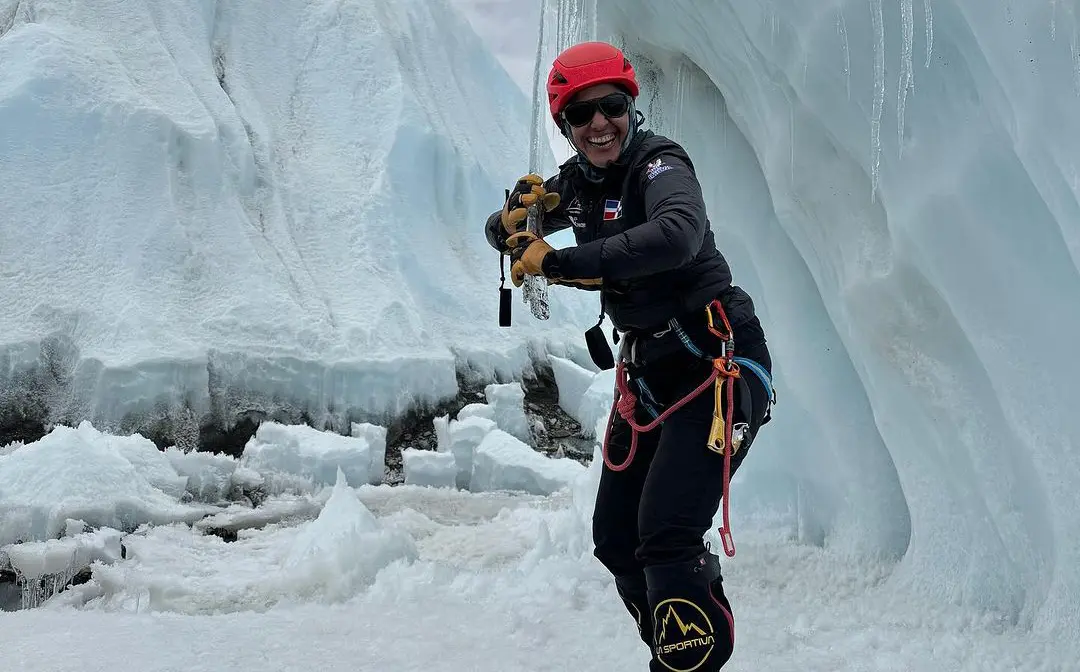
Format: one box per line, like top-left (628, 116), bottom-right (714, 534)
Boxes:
top-left (898, 0), bottom-right (915, 157)
top-left (642, 56), bottom-right (664, 131)
top-left (551, 0), bottom-right (593, 51)
top-left (583, 0), bottom-right (597, 42)
top-left (1072, 25), bottom-right (1080, 97)
top-left (16, 551), bottom-right (79, 610)
top-left (672, 60), bottom-right (688, 141)
top-left (838, 8), bottom-right (851, 100)
top-left (789, 94), bottom-right (795, 186)
top-left (765, 0), bottom-right (778, 45)
top-left (527, 0), bottom-right (549, 174)
top-left (1051, 0), bottom-right (1058, 41)
top-left (924, 0), bottom-right (934, 66)
top-left (870, 0), bottom-right (885, 200)
top-left (721, 95), bottom-right (728, 150)
top-left (556, 0), bottom-right (569, 50)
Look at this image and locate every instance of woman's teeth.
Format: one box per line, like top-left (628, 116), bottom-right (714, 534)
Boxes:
top-left (587, 133), bottom-right (616, 148)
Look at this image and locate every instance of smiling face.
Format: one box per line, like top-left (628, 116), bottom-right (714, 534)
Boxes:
top-left (565, 83), bottom-right (632, 168)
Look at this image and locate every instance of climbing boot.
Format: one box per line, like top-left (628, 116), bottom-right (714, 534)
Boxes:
top-left (644, 552), bottom-right (735, 672)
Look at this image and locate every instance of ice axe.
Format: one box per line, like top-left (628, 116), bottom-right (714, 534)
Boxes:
top-left (498, 189), bottom-right (551, 326)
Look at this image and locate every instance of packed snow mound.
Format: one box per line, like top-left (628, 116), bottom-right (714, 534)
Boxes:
top-left (164, 447), bottom-right (263, 503)
top-left (280, 470), bottom-right (418, 600)
top-left (458, 402), bottom-right (497, 422)
top-left (0, 422), bottom-right (214, 546)
top-left (549, 0), bottom-right (1080, 639)
top-left (0, 0), bottom-right (599, 440)
top-left (549, 356), bottom-right (615, 439)
top-left (438, 415), bottom-right (499, 490)
top-left (401, 448), bottom-right (458, 488)
top-left (0, 414), bottom-right (594, 613)
top-left (482, 383), bottom-right (533, 443)
top-left (416, 382), bottom-right (592, 494)
top-left (423, 380), bottom-right (586, 492)
top-left (350, 422), bottom-right (389, 483)
top-left (2, 527), bottom-right (124, 582)
top-left (239, 421), bottom-right (384, 492)
top-left (82, 471), bottom-right (418, 613)
top-left (471, 429), bottom-right (585, 496)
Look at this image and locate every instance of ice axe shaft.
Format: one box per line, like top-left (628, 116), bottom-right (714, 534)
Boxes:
top-left (496, 188), bottom-right (551, 326)
top-left (521, 201), bottom-right (550, 320)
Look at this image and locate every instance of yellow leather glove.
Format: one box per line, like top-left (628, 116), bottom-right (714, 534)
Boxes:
top-left (508, 232), bottom-right (602, 289)
top-left (507, 231), bottom-right (554, 287)
top-left (501, 174), bottom-right (561, 236)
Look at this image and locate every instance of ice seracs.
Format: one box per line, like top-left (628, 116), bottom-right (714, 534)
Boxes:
top-left (0, 0), bottom-right (600, 450)
top-left (547, 0), bottom-right (1080, 641)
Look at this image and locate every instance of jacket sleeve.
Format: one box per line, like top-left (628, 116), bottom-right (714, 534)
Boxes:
top-left (484, 209), bottom-right (507, 251)
top-left (484, 174), bottom-right (572, 252)
top-left (549, 154), bottom-right (707, 280)
top-left (539, 173), bottom-right (574, 237)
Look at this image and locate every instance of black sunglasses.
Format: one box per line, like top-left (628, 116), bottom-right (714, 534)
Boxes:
top-left (561, 92), bottom-right (632, 127)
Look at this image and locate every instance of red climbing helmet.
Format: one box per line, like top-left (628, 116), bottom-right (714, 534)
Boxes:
top-left (546, 41), bottom-right (639, 124)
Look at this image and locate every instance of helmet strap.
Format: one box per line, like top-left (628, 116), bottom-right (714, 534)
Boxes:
top-left (619, 103), bottom-right (642, 153)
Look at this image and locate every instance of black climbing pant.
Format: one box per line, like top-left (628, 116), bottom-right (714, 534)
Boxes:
top-left (593, 311), bottom-right (772, 672)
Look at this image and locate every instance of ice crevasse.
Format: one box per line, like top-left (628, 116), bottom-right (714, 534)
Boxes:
top-left (534, 0), bottom-right (1080, 639)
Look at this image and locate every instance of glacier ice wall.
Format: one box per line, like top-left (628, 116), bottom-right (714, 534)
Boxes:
top-left (544, 0), bottom-right (1080, 638)
top-left (0, 0), bottom-right (599, 436)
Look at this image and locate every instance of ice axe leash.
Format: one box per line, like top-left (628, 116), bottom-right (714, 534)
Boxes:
top-left (498, 256), bottom-right (512, 327)
top-left (498, 200), bottom-right (512, 325)
top-left (498, 188), bottom-right (513, 327)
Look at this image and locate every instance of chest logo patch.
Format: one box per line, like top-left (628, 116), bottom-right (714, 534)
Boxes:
top-left (603, 199), bottom-right (623, 221)
top-left (566, 197), bottom-right (585, 227)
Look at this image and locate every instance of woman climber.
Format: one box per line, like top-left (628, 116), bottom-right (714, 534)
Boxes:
top-left (484, 40), bottom-right (775, 672)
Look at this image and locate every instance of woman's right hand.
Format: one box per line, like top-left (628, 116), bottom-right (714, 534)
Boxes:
top-left (501, 174), bottom-right (560, 235)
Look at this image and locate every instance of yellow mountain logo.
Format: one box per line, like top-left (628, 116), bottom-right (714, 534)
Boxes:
top-left (652, 598), bottom-right (716, 672)
top-left (658, 603), bottom-right (708, 641)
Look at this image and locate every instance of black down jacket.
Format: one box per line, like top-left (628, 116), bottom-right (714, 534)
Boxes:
top-left (486, 129), bottom-right (762, 341)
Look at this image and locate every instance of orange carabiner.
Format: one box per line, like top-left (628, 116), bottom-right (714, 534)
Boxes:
top-left (705, 299), bottom-right (734, 354)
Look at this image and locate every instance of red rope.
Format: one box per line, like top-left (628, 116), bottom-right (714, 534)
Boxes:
top-left (600, 299), bottom-right (742, 557)
top-left (601, 361), bottom-right (719, 471)
top-left (708, 299), bottom-right (740, 558)
top-left (717, 361), bottom-right (738, 557)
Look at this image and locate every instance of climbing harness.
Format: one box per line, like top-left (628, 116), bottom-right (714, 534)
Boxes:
top-left (600, 298), bottom-right (770, 558)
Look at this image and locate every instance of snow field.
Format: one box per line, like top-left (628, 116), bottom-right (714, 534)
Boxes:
top-left (0, 375), bottom-right (598, 588)
top-left (0, 361), bottom-right (1073, 669)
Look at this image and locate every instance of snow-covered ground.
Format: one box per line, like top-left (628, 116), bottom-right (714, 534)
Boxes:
top-left (1, 393), bottom-right (1068, 671)
top-left (1, 353), bottom-right (1072, 670)
top-left (2, 0), bottom-right (1079, 669)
